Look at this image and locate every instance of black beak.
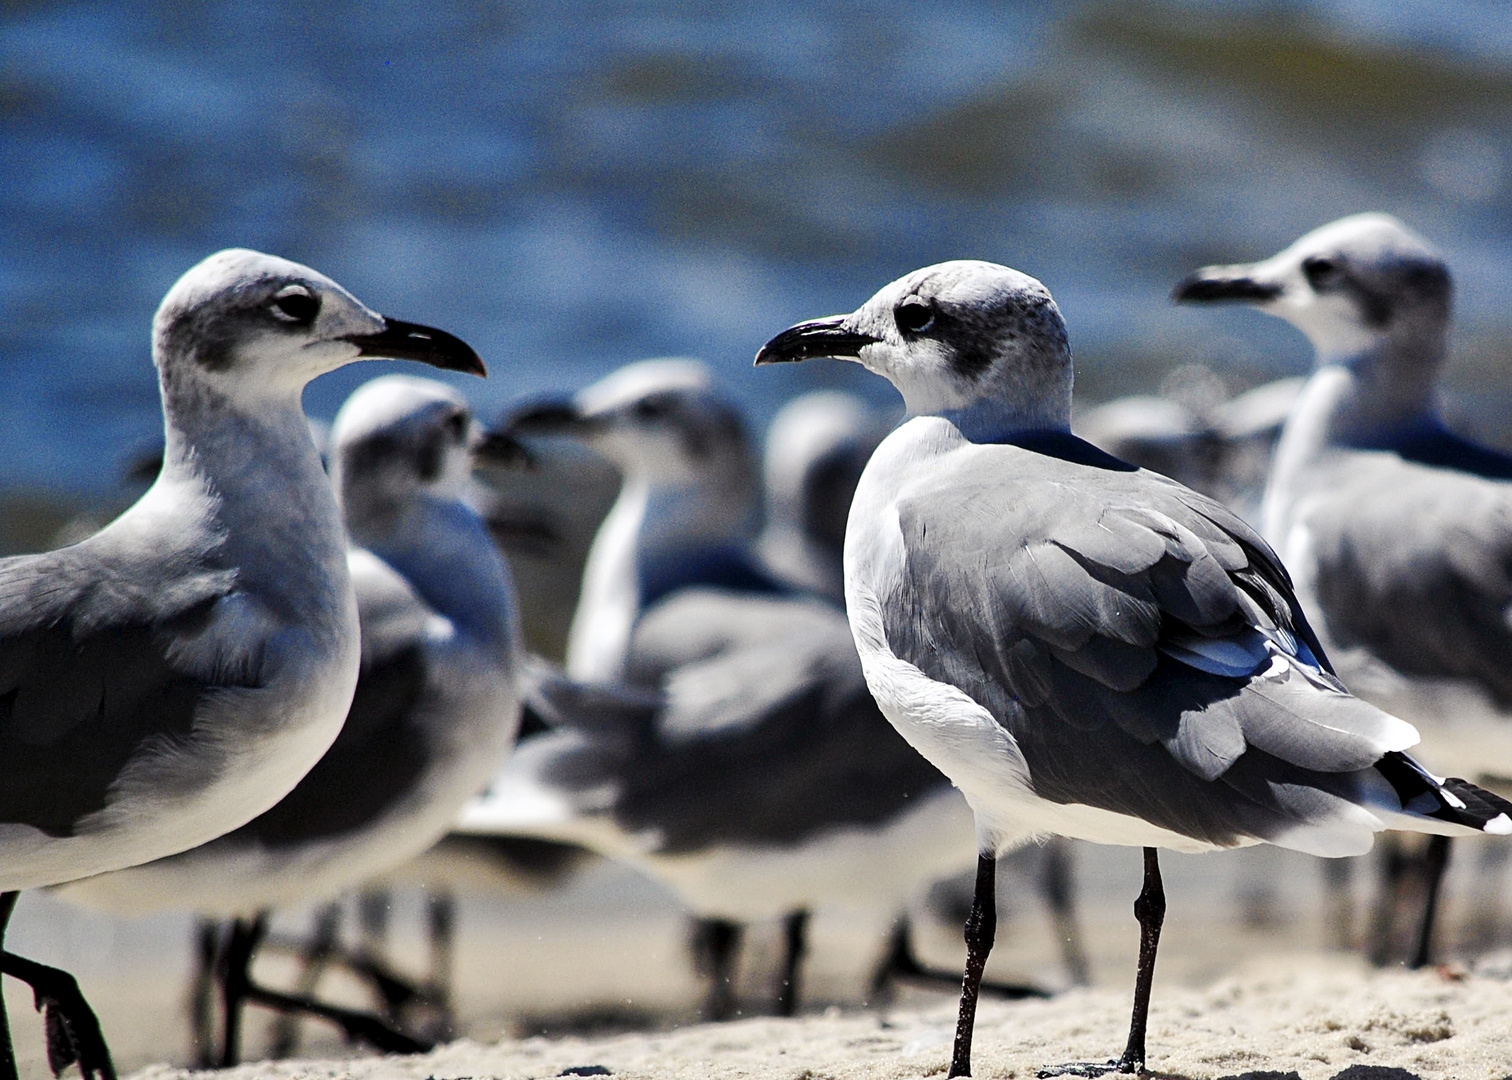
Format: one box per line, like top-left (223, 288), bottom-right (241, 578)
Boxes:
top-left (1171, 268), bottom-right (1284, 305)
top-left (755, 314), bottom-right (878, 366)
top-left (344, 317), bottom-right (487, 377)
top-left (474, 429), bottom-right (535, 470)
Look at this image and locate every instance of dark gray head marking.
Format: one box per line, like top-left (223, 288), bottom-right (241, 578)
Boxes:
top-left (157, 273), bottom-right (323, 372)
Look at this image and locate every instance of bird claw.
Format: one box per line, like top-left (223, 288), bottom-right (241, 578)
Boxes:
top-left (1036, 1059), bottom-right (1139, 1078)
top-left (28, 983), bottom-right (115, 1080)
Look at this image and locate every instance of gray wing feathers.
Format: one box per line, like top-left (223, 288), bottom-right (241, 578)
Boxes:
top-left (887, 446), bottom-right (1413, 846)
top-left (0, 536), bottom-right (250, 834)
top-left (1299, 452), bottom-right (1512, 701)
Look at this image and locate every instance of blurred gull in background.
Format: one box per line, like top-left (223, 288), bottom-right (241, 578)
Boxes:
top-left (503, 359), bottom-right (781, 685)
top-left (1175, 212), bottom-right (1512, 968)
top-left (60, 376), bottom-right (522, 1067)
top-left (756, 391), bottom-right (895, 603)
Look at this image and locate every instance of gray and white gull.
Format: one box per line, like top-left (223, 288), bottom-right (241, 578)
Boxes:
top-left (504, 358), bottom-right (778, 684)
top-left (0, 249), bottom-right (483, 1079)
top-left (1175, 212), bottom-right (1512, 966)
top-left (59, 375), bottom-right (521, 1063)
top-left (755, 258), bottom-right (1512, 1078)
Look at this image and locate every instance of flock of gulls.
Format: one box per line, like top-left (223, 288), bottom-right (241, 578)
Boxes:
top-left (5, 213), bottom-right (1512, 1079)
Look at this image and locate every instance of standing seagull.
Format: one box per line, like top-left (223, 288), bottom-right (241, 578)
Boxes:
top-left (0, 249), bottom-right (483, 1079)
top-left (755, 259), bottom-right (1512, 1077)
top-left (60, 375), bottom-right (522, 1064)
top-left (1174, 214), bottom-right (1512, 965)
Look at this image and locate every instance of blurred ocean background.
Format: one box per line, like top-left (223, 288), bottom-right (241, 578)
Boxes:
top-left (7, 4), bottom-right (1512, 1071)
top-left (5, 0), bottom-right (1512, 547)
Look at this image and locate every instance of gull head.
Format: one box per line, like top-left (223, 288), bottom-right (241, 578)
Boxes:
top-left (331, 374), bottom-right (504, 539)
top-left (756, 260), bottom-right (1073, 428)
top-left (501, 358), bottom-right (751, 483)
top-left (1173, 214), bottom-right (1451, 364)
top-left (153, 249), bottom-right (485, 406)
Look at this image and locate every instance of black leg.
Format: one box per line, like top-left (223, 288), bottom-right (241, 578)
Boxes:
top-left (0, 893), bottom-right (17, 1080)
top-left (218, 909), bottom-right (431, 1058)
top-left (1038, 847), bottom-right (1166, 1079)
top-left (1368, 836), bottom-right (1407, 967)
top-left (1319, 856), bottom-right (1355, 951)
top-left (1115, 848), bottom-right (1165, 1074)
top-left (217, 915), bottom-right (265, 1067)
top-left (774, 909), bottom-right (808, 1017)
top-left (949, 853), bottom-right (996, 1079)
top-left (873, 916), bottom-right (1049, 1003)
top-left (188, 918), bottom-right (222, 1067)
top-left (1041, 840), bottom-right (1091, 987)
top-left (268, 901), bottom-right (342, 1058)
top-left (0, 892), bottom-right (117, 1080)
top-left (357, 888), bottom-right (391, 957)
top-left (1408, 835), bottom-right (1453, 970)
top-left (423, 890), bottom-right (456, 1037)
top-left (689, 917), bottom-right (742, 1021)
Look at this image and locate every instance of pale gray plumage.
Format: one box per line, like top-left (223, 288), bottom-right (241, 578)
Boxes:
top-left (756, 256), bottom-right (1512, 1076)
top-left (0, 249), bottom-right (484, 1078)
top-left (60, 375), bottom-right (522, 917)
top-left (501, 358), bottom-right (777, 683)
top-left (1176, 214), bottom-right (1512, 710)
top-left (459, 591), bottom-right (971, 916)
top-left (0, 250), bottom-right (484, 893)
top-left (756, 391), bottom-right (894, 602)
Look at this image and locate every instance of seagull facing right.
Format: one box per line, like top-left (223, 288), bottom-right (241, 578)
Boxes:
top-left (1174, 214), bottom-right (1512, 965)
top-left (0, 249), bottom-right (484, 1080)
top-left (755, 258), bottom-right (1512, 1078)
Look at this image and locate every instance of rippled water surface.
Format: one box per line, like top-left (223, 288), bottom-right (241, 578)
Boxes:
top-left (4, 0), bottom-right (1512, 502)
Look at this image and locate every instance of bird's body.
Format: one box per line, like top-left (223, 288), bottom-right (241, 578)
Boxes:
top-left (757, 257), bottom-right (1512, 1076)
top-left (59, 376), bottom-right (521, 1063)
top-left (461, 592), bottom-right (973, 923)
top-left (0, 249), bottom-right (485, 1079)
top-left (505, 358), bottom-right (776, 684)
top-left (488, 364), bottom-right (990, 1015)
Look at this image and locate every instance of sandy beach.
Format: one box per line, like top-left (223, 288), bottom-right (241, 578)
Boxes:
top-left (6, 839), bottom-right (1510, 1080)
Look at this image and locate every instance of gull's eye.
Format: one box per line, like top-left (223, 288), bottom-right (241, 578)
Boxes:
top-left (1302, 256), bottom-right (1342, 293)
top-left (270, 286), bottom-right (320, 324)
top-left (632, 397), bottom-right (668, 421)
top-left (443, 410), bottom-right (468, 443)
top-left (895, 297), bottom-right (935, 334)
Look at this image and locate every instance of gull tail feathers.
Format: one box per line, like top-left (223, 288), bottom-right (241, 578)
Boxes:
top-left (1373, 751), bottom-right (1512, 837)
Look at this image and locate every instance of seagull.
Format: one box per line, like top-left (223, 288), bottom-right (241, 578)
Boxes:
top-left (58, 375), bottom-right (523, 1065)
top-left (502, 358), bottom-right (780, 683)
top-left (0, 249), bottom-right (483, 1080)
top-left (1174, 213), bottom-right (1512, 966)
top-left (456, 591), bottom-right (984, 1019)
top-left (755, 258), bottom-right (1512, 1078)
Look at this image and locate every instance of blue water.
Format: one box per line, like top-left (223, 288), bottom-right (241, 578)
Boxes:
top-left (4, 0), bottom-right (1512, 497)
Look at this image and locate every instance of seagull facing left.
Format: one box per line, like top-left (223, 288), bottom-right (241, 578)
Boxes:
top-left (0, 248), bottom-right (484, 1080)
top-left (755, 259), bottom-right (1512, 1079)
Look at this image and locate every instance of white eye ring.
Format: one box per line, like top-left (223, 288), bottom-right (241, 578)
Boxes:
top-left (270, 285), bottom-right (319, 324)
top-left (895, 298), bottom-right (935, 334)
